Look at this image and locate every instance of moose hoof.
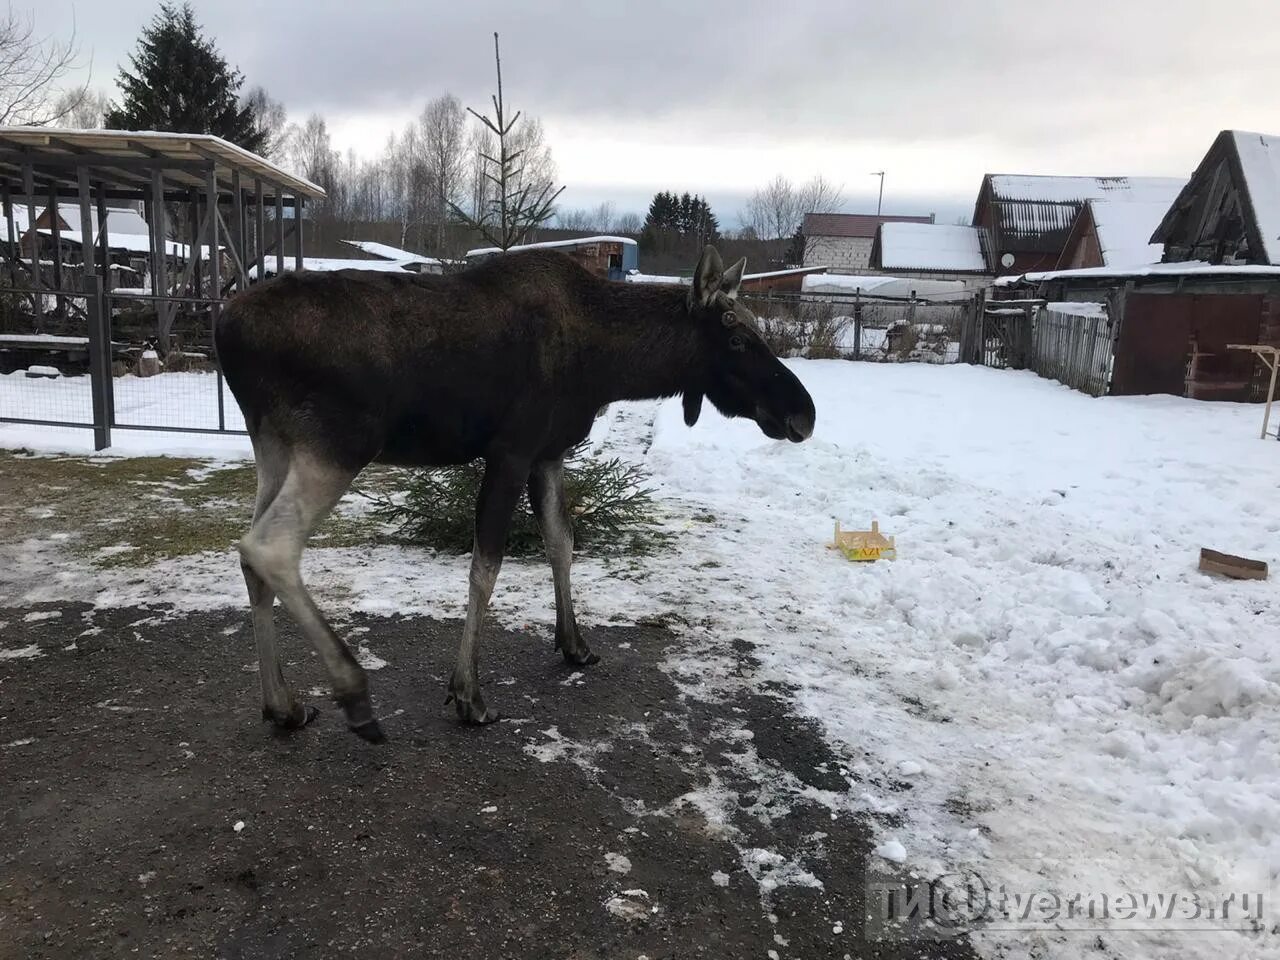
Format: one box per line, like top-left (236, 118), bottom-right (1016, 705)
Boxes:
top-left (262, 703), bottom-right (320, 730)
top-left (555, 632), bottom-right (601, 667)
top-left (445, 687), bottom-right (500, 726)
top-left (348, 717), bottom-right (387, 744)
top-left (335, 691), bottom-right (384, 743)
top-left (562, 648), bottom-right (601, 667)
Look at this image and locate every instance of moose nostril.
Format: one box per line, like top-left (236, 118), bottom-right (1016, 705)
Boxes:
top-left (786, 414), bottom-right (814, 441)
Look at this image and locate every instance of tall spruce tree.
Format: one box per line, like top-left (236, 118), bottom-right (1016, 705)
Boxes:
top-left (106, 3), bottom-right (264, 152)
top-left (639, 190), bottom-right (719, 256)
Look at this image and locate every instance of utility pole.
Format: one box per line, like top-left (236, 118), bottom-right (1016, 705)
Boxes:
top-left (870, 171), bottom-right (885, 215)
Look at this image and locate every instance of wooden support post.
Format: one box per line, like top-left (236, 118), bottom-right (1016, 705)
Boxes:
top-left (853, 290), bottom-right (862, 361)
top-left (96, 190), bottom-right (110, 294)
top-left (188, 189), bottom-right (200, 295)
top-left (294, 195), bottom-right (304, 270)
top-left (22, 163), bottom-right (39, 301)
top-left (254, 178), bottom-right (265, 283)
top-left (47, 182), bottom-right (63, 317)
top-left (274, 188), bottom-right (284, 277)
top-left (83, 272), bottom-right (111, 450)
top-left (78, 169), bottom-right (110, 449)
top-left (206, 165), bottom-right (225, 432)
top-left (2, 181), bottom-right (16, 287)
top-left (150, 169), bottom-right (169, 345)
top-left (231, 169), bottom-right (246, 289)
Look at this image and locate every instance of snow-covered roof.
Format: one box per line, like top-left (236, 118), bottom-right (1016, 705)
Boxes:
top-left (339, 239), bottom-right (444, 266)
top-left (801, 273), bottom-right (969, 299)
top-left (985, 175), bottom-right (1186, 205)
top-left (36, 227), bottom-right (206, 259)
top-left (625, 266), bottom-right (826, 286)
top-left (0, 126), bottom-right (324, 199)
top-left (803, 213), bottom-right (933, 239)
top-left (979, 175), bottom-right (1187, 253)
top-left (466, 235), bottom-right (638, 257)
top-left (249, 257), bottom-right (415, 280)
top-left (1086, 198), bottom-right (1181, 268)
top-left (876, 223), bottom-right (987, 273)
top-left (1233, 130), bottom-right (1280, 264)
top-left (996, 260), bottom-right (1280, 286)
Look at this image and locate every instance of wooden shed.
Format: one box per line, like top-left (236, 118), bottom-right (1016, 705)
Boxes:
top-left (974, 174), bottom-right (1185, 275)
top-left (1152, 130), bottom-right (1280, 266)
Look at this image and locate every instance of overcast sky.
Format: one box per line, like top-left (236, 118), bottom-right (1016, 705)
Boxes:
top-left (35, 0), bottom-right (1280, 225)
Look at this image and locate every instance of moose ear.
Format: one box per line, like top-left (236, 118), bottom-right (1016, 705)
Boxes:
top-left (682, 390), bottom-right (704, 427)
top-left (720, 257), bottom-right (746, 301)
top-left (691, 245), bottom-right (723, 308)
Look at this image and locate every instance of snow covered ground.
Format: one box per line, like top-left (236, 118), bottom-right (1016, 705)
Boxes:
top-left (2, 361), bottom-right (1278, 957)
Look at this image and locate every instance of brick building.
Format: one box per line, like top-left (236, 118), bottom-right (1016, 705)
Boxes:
top-left (801, 213), bottom-right (933, 272)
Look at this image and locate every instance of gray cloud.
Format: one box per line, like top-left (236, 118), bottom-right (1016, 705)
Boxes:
top-left (34, 0), bottom-right (1280, 217)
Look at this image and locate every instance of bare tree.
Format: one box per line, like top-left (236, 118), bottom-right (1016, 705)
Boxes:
top-left (613, 211), bottom-right (642, 235)
top-left (743, 174), bottom-right (845, 240)
top-left (242, 85), bottom-right (290, 160)
top-left (419, 93), bottom-right (467, 250)
top-left (796, 175), bottom-right (845, 221)
top-left (289, 113), bottom-right (336, 189)
top-left (52, 87), bottom-right (109, 127)
top-left (0, 6), bottom-right (88, 125)
top-left (556, 201), bottom-right (615, 232)
top-left (451, 33), bottom-right (564, 251)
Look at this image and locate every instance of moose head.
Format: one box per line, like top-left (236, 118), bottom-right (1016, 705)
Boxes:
top-left (682, 246), bottom-right (816, 443)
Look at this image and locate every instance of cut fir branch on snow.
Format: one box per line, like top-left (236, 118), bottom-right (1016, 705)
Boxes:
top-left (365, 447), bottom-right (667, 558)
top-left (448, 33), bottom-right (565, 251)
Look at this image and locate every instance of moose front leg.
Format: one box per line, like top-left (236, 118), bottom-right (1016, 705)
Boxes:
top-left (446, 456), bottom-right (527, 724)
top-left (528, 459), bottom-right (599, 667)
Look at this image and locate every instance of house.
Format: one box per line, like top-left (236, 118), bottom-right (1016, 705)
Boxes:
top-left (339, 239), bottom-right (446, 274)
top-left (869, 222), bottom-right (991, 285)
top-left (973, 174), bottom-right (1186, 275)
top-left (985, 132), bottom-right (1280, 403)
top-left (1056, 193), bottom-right (1185, 270)
top-left (801, 213), bottom-right (934, 273)
top-left (466, 235), bottom-right (638, 280)
top-left (1151, 130), bottom-right (1280, 265)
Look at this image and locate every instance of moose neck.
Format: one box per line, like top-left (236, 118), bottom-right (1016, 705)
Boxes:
top-left (582, 281), bottom-right (705, 403)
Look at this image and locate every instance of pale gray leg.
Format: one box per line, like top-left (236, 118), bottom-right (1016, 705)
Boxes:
top-left (528, 459), bottom-right (598, 666)
top-left (241, 431), bottom-right (313, 729)
top-left (446, 456), bottom-right (527, 724)
top-left (239, 449), bottom-right (383, 742)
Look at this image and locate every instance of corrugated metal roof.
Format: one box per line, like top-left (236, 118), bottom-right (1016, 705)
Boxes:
top-left (803, 212), bottom-right (933, 239)
top-left (982, 175), bottom-right (1187, 252)
top-left (987, 175), bottom-right (1185, 205)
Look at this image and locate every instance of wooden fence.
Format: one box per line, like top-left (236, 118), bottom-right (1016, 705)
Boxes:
top-left (1029, 307), bottom-right (1114, 397)
top-left (962, 298), bottom-right (1116, 397)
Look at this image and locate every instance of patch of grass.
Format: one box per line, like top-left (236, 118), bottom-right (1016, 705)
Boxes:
top-left (0, 450), bottom-right (400, 569)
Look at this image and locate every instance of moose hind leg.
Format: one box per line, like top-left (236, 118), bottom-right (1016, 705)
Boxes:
top-left (239, 451), bottom-right (383, 743)
top-left (528, 459), bottom-right (598, 666)
top-left (243, 433), bottom-right (316, 730)
top-left (447, 457), bottom-right (527, 725)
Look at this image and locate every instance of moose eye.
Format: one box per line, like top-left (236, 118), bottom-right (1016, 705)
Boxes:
top-left (729, 334), bottom-right (746, 351)
top-left (721, 311), bottom-right (739, 328)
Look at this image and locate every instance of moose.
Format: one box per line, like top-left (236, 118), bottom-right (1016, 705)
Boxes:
top-left (217, 245), bottom-right (816, 742)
